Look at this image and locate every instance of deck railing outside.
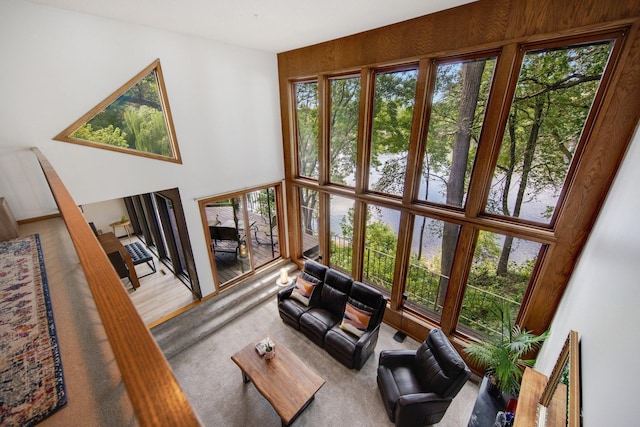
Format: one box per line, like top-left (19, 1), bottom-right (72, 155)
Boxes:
top-left (331, 233), bottom-right (521, 339)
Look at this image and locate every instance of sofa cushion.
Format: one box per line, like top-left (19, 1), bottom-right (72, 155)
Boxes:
top-left (300, 307), bottom-right (341, 347)
top-left (325, 326), bottom-right (358, 365)
top-left (339, 301), bottom-right (372, 337)
top-left (320, 269), bottom-right (352, 316)
top-left (278, 298), bottom-right (309, 328)
top-left (290, 275), bottom-right (319, 306)
top-left (304, 259), bottom-right (328, 281)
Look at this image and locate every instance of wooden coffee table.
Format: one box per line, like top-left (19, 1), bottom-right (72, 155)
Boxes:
top-left (231, 338), bottom-right (325, 426)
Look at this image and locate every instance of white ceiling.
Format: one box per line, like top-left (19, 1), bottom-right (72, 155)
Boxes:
top-left (26, 0), bottom-right (476, 53)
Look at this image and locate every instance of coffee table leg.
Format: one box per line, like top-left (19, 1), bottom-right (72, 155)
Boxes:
top-left (241, 370), bottom-right (250, 384)
top-left (282, 395), bottom-right (315, 426)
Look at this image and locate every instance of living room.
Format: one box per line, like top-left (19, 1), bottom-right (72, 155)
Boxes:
top-left (1, 0), bottom-right (640, 426)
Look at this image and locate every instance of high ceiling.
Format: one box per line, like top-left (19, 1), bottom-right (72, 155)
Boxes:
top-left (26, 0), bottom-right (476, 53)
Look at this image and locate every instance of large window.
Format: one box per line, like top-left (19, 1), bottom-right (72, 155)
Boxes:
top-left (485, 41), bottom-right (614, 225)
top-left (329, 76), bottom-right (360, 186)
top-left (329, 194), bottom-right (354, 272)
top-left (295, 81), bottom-right (319, 179)
top-left (285, 23), bottom-right (627, 344)
top-left (368, 68), bottom-right (418, 196)
top-left (418, 56), bottom-right (496, 208)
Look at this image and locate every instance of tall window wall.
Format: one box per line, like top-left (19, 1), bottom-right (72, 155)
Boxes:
top-left (286, 28), bottom-right (626, 342)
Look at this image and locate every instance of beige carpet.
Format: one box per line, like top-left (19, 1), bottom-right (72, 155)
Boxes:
top-left (20, 218), bottom-right (479, 426)
top-left (167, 297), bottom-right (479, 426)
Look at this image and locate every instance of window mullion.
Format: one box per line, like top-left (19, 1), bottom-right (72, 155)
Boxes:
top-left (465, 43), bottom-right (520, 219)
top-left (439, 225), bottom-right (477, 335)
top-left (355, 68), bottom-right (373, 195)
top-left (318, 75), bottom-right (329, 185)
top-left (403, 59), bottom-right (432, 205)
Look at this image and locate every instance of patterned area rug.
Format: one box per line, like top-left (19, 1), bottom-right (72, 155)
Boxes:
top-left (0, 234), bottom-right (66, 426)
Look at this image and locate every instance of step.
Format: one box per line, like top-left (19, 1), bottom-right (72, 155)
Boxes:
top-left (151, 262), bottom-right (297, 359)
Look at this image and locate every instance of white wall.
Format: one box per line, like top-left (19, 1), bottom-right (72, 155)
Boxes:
top-left (81, 199), bottom-right (127, 237)
top-left (534, 124), bottom-right (640, 426)
top-left (0, 0), bottom-right (283, 296)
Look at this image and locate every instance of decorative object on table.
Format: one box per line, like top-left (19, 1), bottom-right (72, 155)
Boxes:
top-left (0, 234), bottom-right (67, 425)
top-left (255, 336), bottom-right (276, 356)
top-left (464, 303), bottom-right (549, 397)
top-left (264, 342), bottom-right (276, 360)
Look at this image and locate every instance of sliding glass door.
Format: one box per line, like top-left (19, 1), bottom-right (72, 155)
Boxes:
top-left (200, 183), bottom-right (283, 291)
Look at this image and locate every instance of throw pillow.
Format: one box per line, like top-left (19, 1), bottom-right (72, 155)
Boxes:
top-left (339, 302), bottom-right (372, 338)
top-left (290, 276), bottom-right (317, 306)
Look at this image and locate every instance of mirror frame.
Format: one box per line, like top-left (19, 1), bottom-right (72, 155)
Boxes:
top-left (539, 330), bottom-right (581, 427)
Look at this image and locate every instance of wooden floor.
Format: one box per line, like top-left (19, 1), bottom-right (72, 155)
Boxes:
top-left (21, 218), bottom-right (199, 328)
top-left (121, 235), bottom-right (199, 328)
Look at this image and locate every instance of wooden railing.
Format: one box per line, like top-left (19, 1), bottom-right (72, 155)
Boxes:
top-left (32, 148), bottom-right (202, 426)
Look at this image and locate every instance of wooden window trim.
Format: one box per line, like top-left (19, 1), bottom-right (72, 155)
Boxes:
top-left (54, 59), bottom-right (182, 163)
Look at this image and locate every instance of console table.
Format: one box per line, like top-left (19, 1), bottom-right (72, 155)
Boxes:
top-left (513, 367), bottom-right (566, 427)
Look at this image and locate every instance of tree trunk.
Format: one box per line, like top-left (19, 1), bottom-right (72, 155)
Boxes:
top-left (497, 99), bottom-right (545, 275)
top-left (437, 60), bottom-right (485, 306)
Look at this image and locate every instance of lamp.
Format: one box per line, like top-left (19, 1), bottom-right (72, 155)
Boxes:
top-left (279, 268), bottom-right (289, 285)
top-left (239, 240), bottom-right (248, 258)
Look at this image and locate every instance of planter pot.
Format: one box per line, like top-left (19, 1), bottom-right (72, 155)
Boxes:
top-left (486, 375), bottom-right (502, 399)
top-left (265, 349), bottom-right (275, 360)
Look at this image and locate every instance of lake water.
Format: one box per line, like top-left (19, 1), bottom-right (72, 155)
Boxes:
top-left (327, 166), bottom-right (549, 264)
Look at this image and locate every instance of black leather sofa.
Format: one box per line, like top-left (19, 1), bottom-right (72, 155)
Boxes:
top-left (277, 260), bottom-right (387, 370)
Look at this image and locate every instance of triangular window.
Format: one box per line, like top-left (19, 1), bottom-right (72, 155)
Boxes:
top-left (54, 59), bottom-right (182, 163)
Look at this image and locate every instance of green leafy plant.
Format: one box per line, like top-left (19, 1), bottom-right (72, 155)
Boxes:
top-left (464, 303), bottom-right (549, 396)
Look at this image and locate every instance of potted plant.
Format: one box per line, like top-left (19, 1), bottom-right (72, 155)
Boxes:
top-left (264, 342), bottom-right (275, 360)
top-left (464, 303), bottom-right (549, 398)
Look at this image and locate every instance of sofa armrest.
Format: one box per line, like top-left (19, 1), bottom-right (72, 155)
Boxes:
top-left (398, 392), bottom-right (451, 407)
top-left (379, 349), bottom-right (417, 368)
top-left (277, 284), bottom-right (295, 303)
top-left (351, 324), bottom-right (382, 369)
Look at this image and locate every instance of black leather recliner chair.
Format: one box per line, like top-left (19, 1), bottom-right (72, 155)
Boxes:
top-left (377, 328), bottom-right (471, 426)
